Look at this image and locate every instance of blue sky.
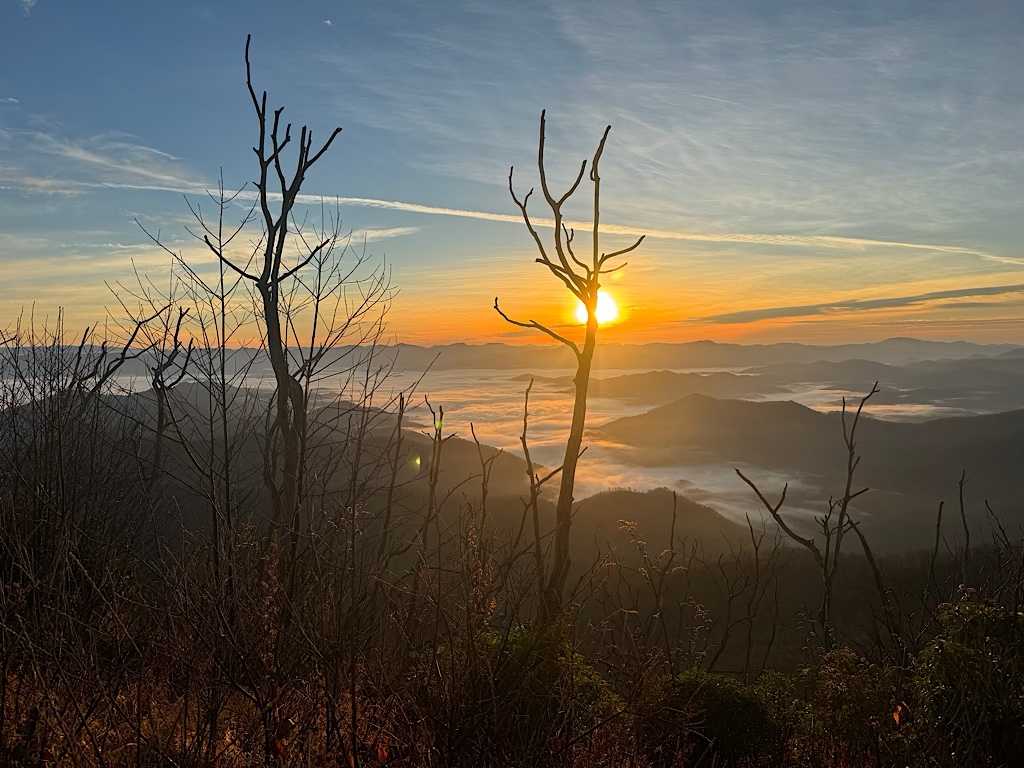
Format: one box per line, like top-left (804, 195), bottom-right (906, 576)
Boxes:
top-left (3, 0), bottom-right (1024, 343)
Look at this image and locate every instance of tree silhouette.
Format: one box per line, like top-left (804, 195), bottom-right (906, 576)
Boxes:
top-left (496, 111), bottom-right (644, 618)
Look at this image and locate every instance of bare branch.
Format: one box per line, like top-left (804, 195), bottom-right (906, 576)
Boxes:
top-left (279, 237), bottom-right (332, 282)
top-left (203, 235), bottom-right (260, 282)
top-left (600, 235), bottom-right (646, 265)
top-left (493, 297), bottom-right (581, 356)
top-left (735, 469), bottom-right (822, 565)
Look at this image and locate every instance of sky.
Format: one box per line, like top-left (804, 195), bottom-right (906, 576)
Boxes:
top-left (3, 0), bottom-right (1024, 345)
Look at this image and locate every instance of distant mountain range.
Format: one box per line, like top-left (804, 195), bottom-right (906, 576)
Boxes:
top-left (518, 350), bottom-right (1024, 414)
top-left (24, 338), bottom-right (1019, 380)
top-left (390, 337), bottom-right (1020, 371)
top-left (595, 394), bottom-right (1024, 550)
top-left (9, 337), bottom-right (1024, 554)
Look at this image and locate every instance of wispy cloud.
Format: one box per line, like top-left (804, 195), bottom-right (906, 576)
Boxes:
top-left (5, 149), bottom-right (1010, 264)
top-left (2, 98), bottom-right (17, 104)
top-left (18, 0), bottom-right (38, 17)
top-left (31, 132), bottom-right (202, 190)
top-left (3, 112), bottom-right (1020, 344)
top-left (0, 126), bottom-right (207, 202)
top-left (322, 19), bottom-right (333, 26)
top-left (696, 284), bottom-right (1024, 325)
top-left (347, 226), bottom-right (418, 242)
top-left (301, 0), bottom-right (1024, 250)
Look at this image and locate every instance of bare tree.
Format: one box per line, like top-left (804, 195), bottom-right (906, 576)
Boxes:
top-left (191, 36), bottom-right (394, 590)
top-left (129, 37), bottom-right (396, 764)
top-left (495, 111), bottom-right (644, 619)
top-left (737, 383), bottom-right (879, 650)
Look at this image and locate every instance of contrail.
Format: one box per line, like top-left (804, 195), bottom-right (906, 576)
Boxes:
top-left (68, 179), bottom-right (1022, 264)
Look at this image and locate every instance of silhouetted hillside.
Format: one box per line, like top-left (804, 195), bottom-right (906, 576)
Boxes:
top-left (748, 355), bottom-right (1024, 412)
top-left (590, 370), bottom-right (780, 403)
top-left (597, 395), bottom-right (843, 471)
top-left (597, 394), bottom-right (1024, 549)
top-left (572, 487), bottom-right (747, 557)
top-left (747, 359), bottom-right (897, 387)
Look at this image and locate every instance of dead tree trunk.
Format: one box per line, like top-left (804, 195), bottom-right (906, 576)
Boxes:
top-left (206, 35), bottom-right (342, 574)
top-left (495, 111), bottom-right (643, 620)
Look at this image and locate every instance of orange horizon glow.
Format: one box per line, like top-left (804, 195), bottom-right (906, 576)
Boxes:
top-left (574, 291), bottom-right (619, 325)
top-left (9, 238), bottom-right (1024, 350)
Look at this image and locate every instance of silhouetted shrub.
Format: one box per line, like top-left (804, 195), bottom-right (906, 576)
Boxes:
top-left (637, 668), bottom-right (784, 767)
top-left (403, 622), bottom-right (620, 766)
top-left (791, 647), bottom-right (911, 767)
top-left (915, 598), bottom-right (1024, 767)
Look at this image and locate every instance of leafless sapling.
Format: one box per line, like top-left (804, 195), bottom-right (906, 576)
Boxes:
top-left (737, 382), bottom-right (879, 650)
top-left (495, 111), bottom-right (644, 619)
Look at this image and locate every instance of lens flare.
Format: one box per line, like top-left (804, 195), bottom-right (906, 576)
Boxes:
top-left (575, 291), bottom-right (619, 325)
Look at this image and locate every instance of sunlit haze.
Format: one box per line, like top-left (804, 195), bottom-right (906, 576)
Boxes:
top-left (575, 291), bottom-right (619, 325)
top-left (3, 2), bottom-right (1024, 345)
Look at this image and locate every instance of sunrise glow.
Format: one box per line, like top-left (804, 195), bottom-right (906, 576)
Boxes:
top-left (4, 1), bottom-right (1024, 350)
top-left (575, 291), bottom-right (619, 325)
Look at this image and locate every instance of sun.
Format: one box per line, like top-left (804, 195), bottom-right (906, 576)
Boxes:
top-left (575, 290), bottom-right (619, 325)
